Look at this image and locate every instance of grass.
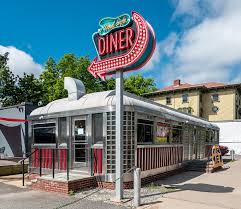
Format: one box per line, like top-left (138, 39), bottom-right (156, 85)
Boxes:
top-left (68, 190), bottom-right (75, 196)
top-left (145, 182), bottom-right (178, 194)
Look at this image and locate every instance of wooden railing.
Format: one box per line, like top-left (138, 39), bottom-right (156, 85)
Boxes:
top-left (136, 145), bottom-right (183, 171)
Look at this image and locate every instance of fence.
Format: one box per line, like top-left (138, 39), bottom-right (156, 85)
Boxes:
top-left (136, 145), bottom-right (183, 171)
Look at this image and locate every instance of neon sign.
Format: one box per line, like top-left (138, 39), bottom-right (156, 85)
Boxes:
top-left (88, 12), bottom-right (156, 80)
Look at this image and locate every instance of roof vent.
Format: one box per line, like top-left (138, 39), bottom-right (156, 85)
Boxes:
top-left (64, 77), bottom-right (86, 101)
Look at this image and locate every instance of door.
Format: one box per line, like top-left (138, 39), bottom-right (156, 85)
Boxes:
top-left (72, 117), bottom-right (88, 171)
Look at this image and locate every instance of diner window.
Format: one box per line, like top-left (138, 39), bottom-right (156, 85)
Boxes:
top-left (166, 96), bottom-right (172, 105)
top-left (172, 126), bottom-right (183, 144)
top-left (59, 117), bottom-right (67, 146)
top-left (155, 122), bottom-right (170, 143)
top-left (92, 113), bottom-right (103, 144)
top-left (33, 123), bottom-right (56, 144)
top-left (182, 94), bottom-right (188, 103)
top-left (206, 130), bottom-right (210, 142)
top-left (212, 94), bottom-right (219, 102)
top-left (137, 119), bottom-right (154, 143)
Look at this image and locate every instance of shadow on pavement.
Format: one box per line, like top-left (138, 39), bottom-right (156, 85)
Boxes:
top-left (141, 200), bottom-right (163, 206)
top-left (173, 183), bottom-right (234, 193)
top-left (150, 171), bottom-right (204, 186)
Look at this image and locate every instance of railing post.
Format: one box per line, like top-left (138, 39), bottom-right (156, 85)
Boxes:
top-left (39, 149), bottom-right (42, 177)
top-left (22, 160), bottom-right (25, 186)
top-left (134, 167), bottom-right (141, 207)
top-left (66, 148), bottom-right (69, 181)
top-left (52, 149), bottom-right (55, 179)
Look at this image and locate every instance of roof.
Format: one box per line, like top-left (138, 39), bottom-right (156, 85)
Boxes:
top-left (144, 80), bottom-right (241, 96)
top-left (30, 90), bottom-right (218, 129)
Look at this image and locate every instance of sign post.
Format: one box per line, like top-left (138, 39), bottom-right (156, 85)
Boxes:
top-left (115, 69), bottom-right (124, 199)
top-left (88, 11), bottom-right (156, 201)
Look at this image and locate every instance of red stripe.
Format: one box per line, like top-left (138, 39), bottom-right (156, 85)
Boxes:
top-left (0, 117), bottom-right (28, 122)
top-left (97, 149), bottom-right (102, 174)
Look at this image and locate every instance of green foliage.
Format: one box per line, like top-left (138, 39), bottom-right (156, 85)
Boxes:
top-left (0, 53), bottom-right (18, 106)
top-left (17, 73), bottom-right (43, 105)
top-left (39, 54), bottom-right (105, 105)
top-left (124, 74), bottom-right (157, 95)
top-left (0, 52), bottom-right (158, 107)
top-left (101, 74), bottom-right (157, 96)
top-left (68, 190), bottom-right (75, 196)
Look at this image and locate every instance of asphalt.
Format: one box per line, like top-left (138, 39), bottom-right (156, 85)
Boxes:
top-left (0, 176), bottom-right (127, 209)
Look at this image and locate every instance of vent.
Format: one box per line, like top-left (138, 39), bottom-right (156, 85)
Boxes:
top-left (64, 77), bottom-right (86, 101)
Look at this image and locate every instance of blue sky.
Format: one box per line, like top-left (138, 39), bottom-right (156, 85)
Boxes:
top-left (1, 0), bottom-right (241, 88)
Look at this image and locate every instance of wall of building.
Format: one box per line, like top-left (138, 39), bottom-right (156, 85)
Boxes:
top-left (214, 121), bottom-right (241, 154)
top-left (202, 89), bottom-right (236, 121)
top-left (151, 91), bottom-right (200, 117)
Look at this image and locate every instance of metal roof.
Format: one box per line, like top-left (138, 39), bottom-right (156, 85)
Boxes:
top-left (30, 90), bottom-right (218, 129)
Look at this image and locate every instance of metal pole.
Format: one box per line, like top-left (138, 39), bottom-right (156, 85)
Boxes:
top-left (67, 148), bottom-right (69, 180)
top-left (115, 69), bottom-right (123, 200)
top-left (52, 149), bottom-right (55, 179)
top-left (134, 168), bottom-right (141, 207)
top-left (22, 160), bottom-right (25, 186)
top-left (39, 149), bottom-right (42, 177)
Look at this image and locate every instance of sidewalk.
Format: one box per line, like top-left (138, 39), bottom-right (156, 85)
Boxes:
top-left (145, 160), bottom-right (241, 209)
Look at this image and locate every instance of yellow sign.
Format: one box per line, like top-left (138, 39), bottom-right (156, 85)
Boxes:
top-left (212, 145), bottom-right (223, 168)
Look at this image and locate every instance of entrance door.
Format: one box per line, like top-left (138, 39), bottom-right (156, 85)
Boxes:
top-left (72, 117), bottom-right (88, 171)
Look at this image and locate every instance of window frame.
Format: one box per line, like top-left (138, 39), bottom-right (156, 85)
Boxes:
top-left (137, 119), bottom-right (154, 144)
top-left (33, 122), bottom-right (56, 145)
top-left (182, 93), bottom-right (189, 103)
top-left (166, 96), bottom-right (172, 105)
top-left (212, 94), bottom-right (219, 102)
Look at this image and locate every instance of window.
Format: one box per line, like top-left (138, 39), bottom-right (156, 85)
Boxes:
top-left (92, 113), bottom-right (103, 144)
top-left (178, 107), bottom-right (193, 115)
top-left (33, 123), bottom-right (56, 144)
top-left (59, 117), bottom-right (67, 146)
top-left (137, 119), bottom-right (153, 143)
top-left (212, 94), bottom-right (219, 102)
top-left (212, 106), bottom-right (219, 113)
top-left (200, 108), bottom-right (203, 117)
top-left (166, 96), bottom-right (171, 105)
top-left (155, 122), bottom-right (170, 143)
top-left (172, 125), bottom-right (183, 144)
top-left (182, 94), bottom-right (188, 103)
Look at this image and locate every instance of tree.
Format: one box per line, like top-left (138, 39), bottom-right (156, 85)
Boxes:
top-left (40, 57), bottom-right (59, 104)
top-left (39, 54), bottom-right (105, 104)
top-left (123, 74), bottom-right (157, 95)
top-left (17, 73), bottom-right (43, 105)
top-left (0, 52), bottom-right (18, 107)
top-left (102, 74), bottom-right (157, 96)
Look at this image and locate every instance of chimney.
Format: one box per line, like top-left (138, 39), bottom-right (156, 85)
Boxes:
top-left (173, 79), bottom-right (181, 86)
top-left (64, 77), bottom-right (86, 101)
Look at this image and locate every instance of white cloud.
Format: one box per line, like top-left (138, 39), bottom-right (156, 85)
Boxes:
top-left (0, 45), bottom-right (43, 77)
top-left (172, 0), bottom-right (201, 19)
top-left (144, 32), bottom-right (178, 71)
top-left (160, 0), bottom-right (241, 85)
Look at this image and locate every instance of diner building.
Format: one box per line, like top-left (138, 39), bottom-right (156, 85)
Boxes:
top-left (28, 77), bottom-right (219, 192)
